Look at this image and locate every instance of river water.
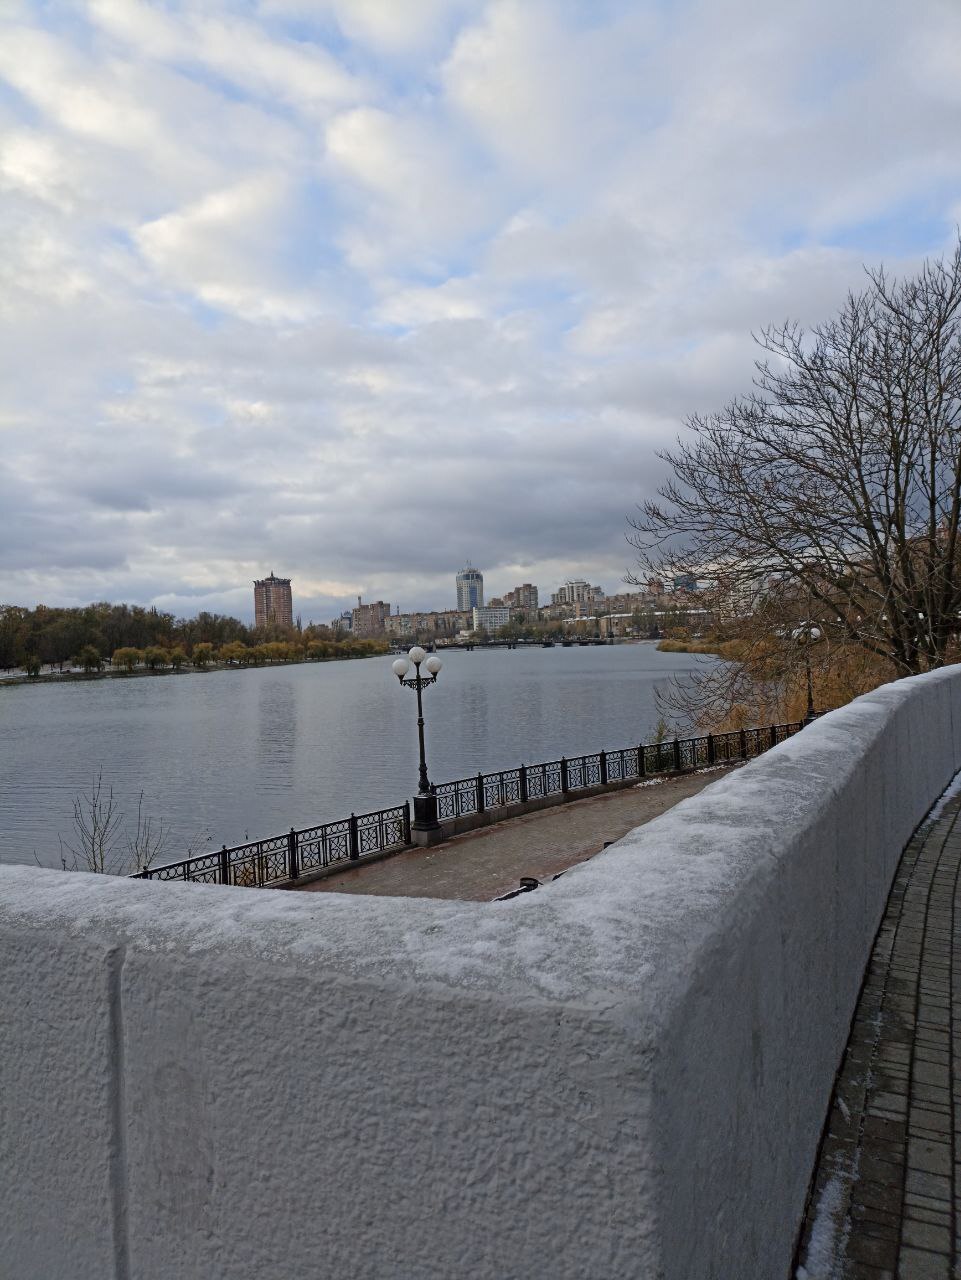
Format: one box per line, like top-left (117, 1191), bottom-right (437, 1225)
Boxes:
top-left (1, 643), bottom-right (714, 869)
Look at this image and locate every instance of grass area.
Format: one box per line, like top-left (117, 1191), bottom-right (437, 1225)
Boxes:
top-left (656, 638), bottom-right (726, 655)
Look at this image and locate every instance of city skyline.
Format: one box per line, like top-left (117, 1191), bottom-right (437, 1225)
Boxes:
top-left (2, 3), bottom-right (960, 622)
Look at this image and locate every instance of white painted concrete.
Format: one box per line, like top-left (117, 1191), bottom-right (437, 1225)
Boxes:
top-left (2, 668), bottom-right (960, 1279)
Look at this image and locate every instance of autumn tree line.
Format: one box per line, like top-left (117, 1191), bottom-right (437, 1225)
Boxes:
top-left (0, 601), bottom-right (388, 678)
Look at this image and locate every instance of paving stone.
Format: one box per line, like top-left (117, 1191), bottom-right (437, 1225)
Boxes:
top-left (847, 1232), bottom-right (899, 1269)
top-left (909, 1083), bottom-right (951, 1110)
top-left (902, 1204), bottom-right (951, 1228)
top-left (864, 1116), bottom-right (908, 1144)
top-left (871, 1091), bottom-right (910, 1116)
top-left (843, 1265), bottom-right (895, 1280)
top-left (900, 1219), bottom-right (952, 1254)
top-left (895, 1245), bottom-right (951, 1278)
top-left (903, 1191), bottom-right (952, 1216)
top-left (906, 1139), bottom-right (952, 1177)
top-left (855, 1182), bottom-right (906, 1216)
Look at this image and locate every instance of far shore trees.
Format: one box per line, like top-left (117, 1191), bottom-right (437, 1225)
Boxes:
top-left (143, 645), bottom-right (168, 671)
top-left (192, 642), bottom-right (214, 668)
top-left (112, 647), bottom-right (142, 672)
top-left (76, 644), bottom-right (103, 673)
top-left (0, 602), bottom-right (390, 678)
top-left (631, 237), bottom-right (961, 727)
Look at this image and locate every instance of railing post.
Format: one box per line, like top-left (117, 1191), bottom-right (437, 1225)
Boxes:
top-left (599, 749), bottom-right (608, 785)
top-left (287, 827), bottom-right (299, 881)
top-left (404, 800), bottom-right (412, 844)
top-left (476, 773), bottom-right (485, 813)
top-left (349, 813), bottom-right (359, 860)
top-left (707, 733), bottom-right (715, 766)
top-left (739, 728), bottom-right (747, 759)
top-left (220, 844), bottom-right (229, 885)
top-left (561, 757), bottom-right (569, 793)
top-left (770, 724), bottom-right (777, 750)
top-left (673, 737), bottom-right (681, 771)
top-left (638, 743), bottom-right (646, 778)
top-left (519, 764), bottom-right (528, 804)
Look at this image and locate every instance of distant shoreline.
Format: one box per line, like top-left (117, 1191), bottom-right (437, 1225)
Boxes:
top-left (0, 652), bottom-right (384, 689)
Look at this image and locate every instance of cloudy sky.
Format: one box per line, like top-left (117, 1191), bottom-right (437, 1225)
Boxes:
top-left (2, 0), bottom-right (960, 623)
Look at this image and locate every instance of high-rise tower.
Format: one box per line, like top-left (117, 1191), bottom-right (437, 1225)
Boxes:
top-left (254, 573), bottom-right (293, 629)
top-left (456, 563), bottom-right (484, 612)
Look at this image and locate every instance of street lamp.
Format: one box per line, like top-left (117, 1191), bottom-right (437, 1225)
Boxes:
top-left (392, 646), bottom-right (443, 831)
top-left (791, 623), bottom-right (822, 723)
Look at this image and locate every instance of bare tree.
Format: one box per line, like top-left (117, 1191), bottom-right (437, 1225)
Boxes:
top-left (630, 237), bottom-right (961, 691)
top-left (59, 768), bottom-right (125, 873)
top-left (122, 791), bottom-right (171, 873)
top-left (58, 771), bottom-right (171, 875)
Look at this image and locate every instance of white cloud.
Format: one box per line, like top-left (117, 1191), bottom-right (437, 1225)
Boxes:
top-left (0, 0), bottom-right (960, 618)
top-left (135, 174), bottom-right (317, 320)
top-left (259, 0), bottom-right (470, 56)
top-left (88, 0), bottom-right (368, 115)
top-left (325, 104), bottom-right (502, 272)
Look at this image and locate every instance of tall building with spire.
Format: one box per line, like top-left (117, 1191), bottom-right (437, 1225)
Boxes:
top-left (254, 573), bottom-right (293, 629)
top-left (456, 563), bottom-right (484, 612)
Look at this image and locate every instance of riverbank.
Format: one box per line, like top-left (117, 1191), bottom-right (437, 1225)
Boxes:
top-left (0, 650), bottom-right (386, 689)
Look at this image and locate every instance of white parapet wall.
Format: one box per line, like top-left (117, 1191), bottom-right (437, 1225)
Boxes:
top-left (3, 669), bottom-right (961, 1279)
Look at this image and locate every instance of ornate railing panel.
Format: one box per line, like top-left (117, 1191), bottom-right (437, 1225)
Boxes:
top-left (434, 721), bottom-right (802, 826)
top-left (135, 803), bottom-right (411, 888)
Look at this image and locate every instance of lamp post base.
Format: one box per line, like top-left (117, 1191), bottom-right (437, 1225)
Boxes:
top-left (412, 793), bottom-right (440, 831)
top-left (410, 793), bottom-right (445, 847)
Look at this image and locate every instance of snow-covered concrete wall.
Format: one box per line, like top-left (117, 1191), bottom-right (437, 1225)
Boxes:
top-left (2, 668), bottom-right (960, 1280)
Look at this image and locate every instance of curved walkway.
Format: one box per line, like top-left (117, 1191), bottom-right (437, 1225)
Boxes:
top-left (796, 780), bottom-right (961, 1280)
top-left (298, 766), bottom-right (735, 901)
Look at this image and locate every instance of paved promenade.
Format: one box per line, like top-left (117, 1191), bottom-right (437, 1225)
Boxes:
top-left (796, 781), bottom-right (961, 1280)
top-left (298, 767), bottom-right (732, 901)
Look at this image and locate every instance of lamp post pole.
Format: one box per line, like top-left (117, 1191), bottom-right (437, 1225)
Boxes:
top-left (393, 646), bottom-right (442, 832)
top-left (793, 623), bottom-right (822, 724)
top-left (804, 650), bottom-right (815, 722)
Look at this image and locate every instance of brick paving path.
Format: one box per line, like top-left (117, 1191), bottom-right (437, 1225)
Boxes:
top-left (795, 785), bottom-right (961, 1280)
top-left (298, 767), bottom-right (732, 902)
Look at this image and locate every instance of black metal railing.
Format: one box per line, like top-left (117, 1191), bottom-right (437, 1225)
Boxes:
top-left (133, 720), bottom-right (802, 888)
top-left (432, 722), bottom-right (802, 823)
top-left (134, 803), bottom-right (411, 887)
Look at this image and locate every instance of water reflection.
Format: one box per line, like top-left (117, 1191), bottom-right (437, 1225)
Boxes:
top-left (256, 677), bottom-right (297, 786)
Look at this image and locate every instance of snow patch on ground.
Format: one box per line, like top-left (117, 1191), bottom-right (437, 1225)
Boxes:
top-left (633, 763), bottom-right (741, 790)
top-left (796, 1156), bottom-right (859, 1280)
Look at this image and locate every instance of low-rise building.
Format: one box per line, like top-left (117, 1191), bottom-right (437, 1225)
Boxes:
top-left (472, 605), bottom-right (512, 633)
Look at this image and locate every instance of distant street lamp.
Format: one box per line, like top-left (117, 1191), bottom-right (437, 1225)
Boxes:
top-left (392, 646), bottom-right (443, 831)
top-left (792, 623), bottom-right (822, 723)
